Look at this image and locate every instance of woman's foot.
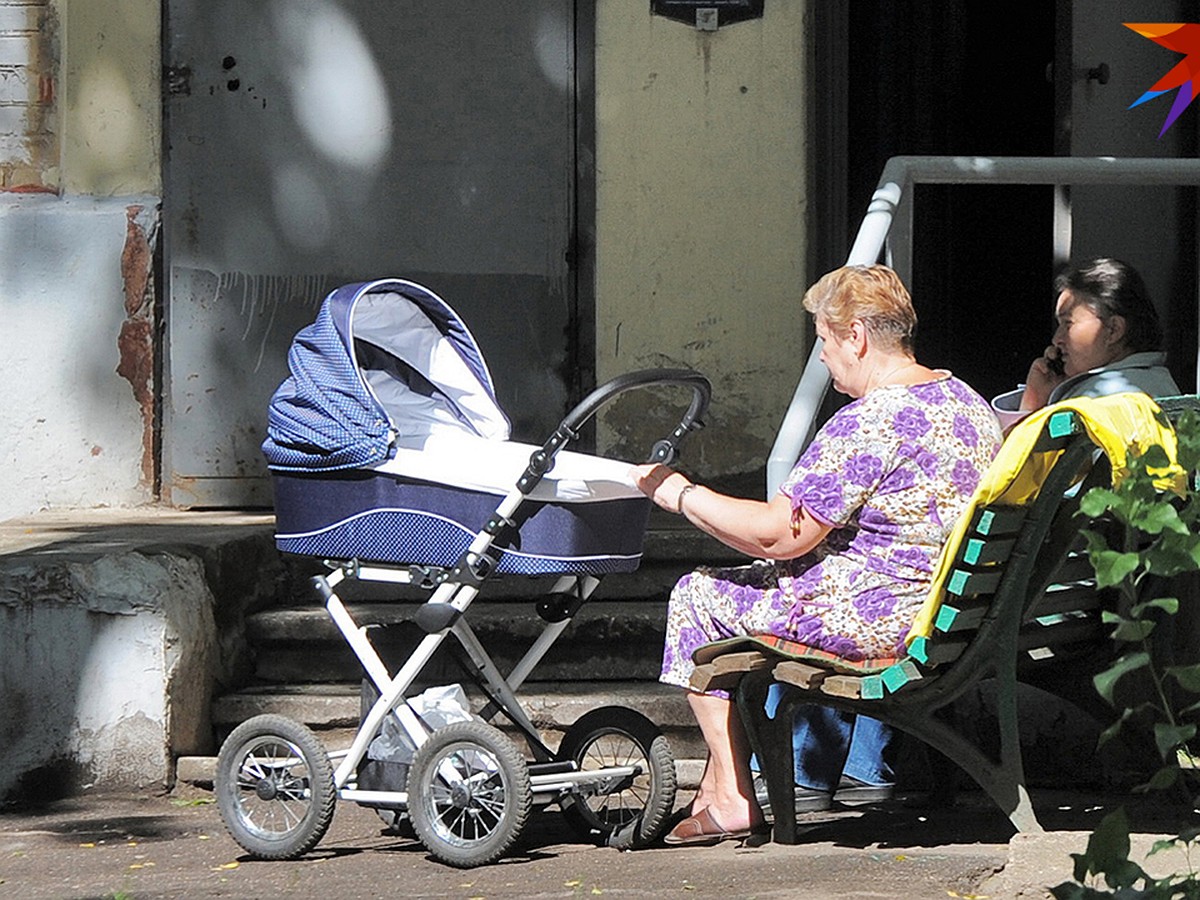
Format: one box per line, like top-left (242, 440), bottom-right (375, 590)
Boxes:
top-left (663, 806), bottom-right (769, 846)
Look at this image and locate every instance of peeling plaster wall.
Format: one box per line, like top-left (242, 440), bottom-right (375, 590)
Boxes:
top-left (594, 2), bottom-right (811, 487)
top-left (0, 550), bottom-right (217, 801)
top-left (0, 0), bottom-right (163, 520)
top-left (2, 194), bottom-right (160, 518)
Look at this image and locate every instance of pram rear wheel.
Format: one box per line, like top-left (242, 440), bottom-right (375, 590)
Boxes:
top-left (215, 714), bottom-right (336, 860)
top-left (407, 720), bottom-right (532, 868)
top-left (557, 706), bottom-right (677, 849)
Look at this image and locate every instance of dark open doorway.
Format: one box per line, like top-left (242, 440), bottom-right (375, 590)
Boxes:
top-left (813, 2), bottom-right (1058, 401)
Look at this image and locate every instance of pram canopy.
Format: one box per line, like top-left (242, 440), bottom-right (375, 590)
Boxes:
top-left (263, 278), bottom-right (510, 472)
top-left (264, 279), bottom-right (652, 575)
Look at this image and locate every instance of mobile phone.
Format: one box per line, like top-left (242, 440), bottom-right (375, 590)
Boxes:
top-left (1046, 351), bottom-right (1064, 377)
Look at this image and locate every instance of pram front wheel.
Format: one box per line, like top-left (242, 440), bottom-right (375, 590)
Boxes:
top-left (407, 720), bottom-right (532, 868)
top-left (557, 706), bottom-right (677, 849)
top-left (214, 714), bottom-right (336, 860)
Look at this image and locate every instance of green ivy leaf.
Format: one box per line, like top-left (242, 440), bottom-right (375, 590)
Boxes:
top-left (1131, 501), bottom-right (1189, 535)
top-left (1101, 608), bottom-right (1157, 641)
top-left (1090, 550), bottom-right (1142, 588)
top-left (1154, 721), bottom-right (1197, 760)
top-left (1167, 664), bottom-right (1200, 693)
top-left (1080, 487), bottom-right (1120, 518)
top-left (1142, 443), bottom-right (1173, 470)
top-left (1077, 808), bottom-right (1148, 890)
top-left (1132, 596), bottom-right (1180, 617)
top-left (1094, 652), bottom-right (1151, 705)
top-left (1110, 618), bottom-right (1156, 641)
top-left (1140, 764), bottom-right (1180, 792)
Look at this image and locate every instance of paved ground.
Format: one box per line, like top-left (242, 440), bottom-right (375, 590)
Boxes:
top-left (3, 784), bottom-right (1184, 900)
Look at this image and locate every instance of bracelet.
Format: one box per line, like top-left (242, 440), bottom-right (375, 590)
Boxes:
top-left (676, 483), bottom-right (698, 515)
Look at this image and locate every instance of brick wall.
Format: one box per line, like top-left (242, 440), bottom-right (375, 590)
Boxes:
top-left (0, 0), bottom-right (55, 191)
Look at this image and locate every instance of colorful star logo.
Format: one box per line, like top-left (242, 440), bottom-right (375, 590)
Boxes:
top-left (1125, 23), bottom-right (1200, 137)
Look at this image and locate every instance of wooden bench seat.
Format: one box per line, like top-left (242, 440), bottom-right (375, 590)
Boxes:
top-left (690, 395), bottom-right (1197, 843)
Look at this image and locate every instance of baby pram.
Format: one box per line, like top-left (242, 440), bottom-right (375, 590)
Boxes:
top-left (214, 278), bottom-right (710, 868)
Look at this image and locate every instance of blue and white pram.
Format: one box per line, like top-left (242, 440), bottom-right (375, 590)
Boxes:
top-left (214, 278), bottom-right (710, 868)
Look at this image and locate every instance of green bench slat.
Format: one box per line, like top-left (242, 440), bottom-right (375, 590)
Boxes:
top-left (934, 602), bottom-right (987, 633)
top-left (963, 535), bottom-right (1017, 565)
top-left (1042, 553), bottom-right (1098, 586)
top-left (1026, 582), bottom-right (1104, 620)
top-left (947, 566), bottom-right (1003, 597)
top-left (861, 675), bottom-right (885, 700)
top-left (974, 505), bottom-right (1027, 537)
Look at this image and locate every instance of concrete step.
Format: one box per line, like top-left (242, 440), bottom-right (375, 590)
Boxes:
top-left (243, 598), bottom-right (671, 683)
top-left (242, 517), bottom-right (746, 685)
top-left (208, 679), bottom-right (708, 764)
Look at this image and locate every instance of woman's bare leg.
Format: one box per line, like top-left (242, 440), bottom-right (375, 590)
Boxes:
top-left (686, 690), bottom-right (762, 830)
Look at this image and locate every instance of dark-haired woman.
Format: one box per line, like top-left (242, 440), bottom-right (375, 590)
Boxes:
top-left (993, 257), bottom-right (1179, 429)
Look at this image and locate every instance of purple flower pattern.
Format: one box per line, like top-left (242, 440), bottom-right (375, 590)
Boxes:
top-left (795, 472), bottom-right (845, 522)
top-left (893, 406), bottom-right (931, 439)
top-left (910, 381), bottom-right (946, 404)
top-left (853, 586), bottom-right (899, 622)
top-left (661, 375), bottom-right (1002, 695)
top-left (951, 458), bottom-right (981, 497)
top-left (845, 453), bottom-right (884, 488)
top-left (952, 413), bottom-right (979, 448)
top-left (824, 412), bottom-right (860, 438)
top-left (879, 466), bottom-right (916, 493)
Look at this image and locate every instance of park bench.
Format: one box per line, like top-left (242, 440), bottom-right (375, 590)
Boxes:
top-left (689, 393), bottom-right (1195, 843)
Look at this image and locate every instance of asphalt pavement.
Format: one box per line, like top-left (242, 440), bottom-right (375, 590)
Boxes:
top-left (2, 784), bottom-right (1181, 900)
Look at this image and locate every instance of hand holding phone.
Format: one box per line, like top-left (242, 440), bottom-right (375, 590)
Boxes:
top-left (1045, 347), bottom-right (1064, 377)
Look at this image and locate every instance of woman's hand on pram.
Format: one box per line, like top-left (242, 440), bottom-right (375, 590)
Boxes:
top-left (630, 463), bottom-right (834, 560)
top-left (630, 463), bottom-right (695, 515)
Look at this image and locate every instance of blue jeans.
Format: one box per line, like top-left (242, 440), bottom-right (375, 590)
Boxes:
top-left (758, 684), bottom-right (894, 792)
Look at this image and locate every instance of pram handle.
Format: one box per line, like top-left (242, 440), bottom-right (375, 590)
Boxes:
top-left (517, 368), bottom-right (711, 494)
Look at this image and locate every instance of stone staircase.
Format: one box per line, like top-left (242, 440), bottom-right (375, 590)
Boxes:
top-left (192, 512), bottom-right (746, 781)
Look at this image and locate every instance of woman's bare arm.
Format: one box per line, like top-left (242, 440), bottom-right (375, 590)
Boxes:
top-left (630, 464), bottom-right (832, 560)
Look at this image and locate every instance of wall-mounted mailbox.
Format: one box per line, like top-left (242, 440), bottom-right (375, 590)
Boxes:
top-left (651, 0), bottom-right (764, 31)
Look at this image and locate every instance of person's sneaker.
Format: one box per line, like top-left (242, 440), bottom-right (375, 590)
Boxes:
top-left (831, 775), bottom-right (894, 806)
top-left (752, 774), bottom-right (833, 816)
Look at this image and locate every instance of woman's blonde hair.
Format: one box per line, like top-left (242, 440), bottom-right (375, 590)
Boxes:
top-left (802, 265), bottom-right (917, 352)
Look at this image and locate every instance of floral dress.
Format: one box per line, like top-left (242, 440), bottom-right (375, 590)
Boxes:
top-left (660, 373), bottom-right (1002, 697)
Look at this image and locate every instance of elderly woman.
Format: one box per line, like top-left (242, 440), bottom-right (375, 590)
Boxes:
top-left (632, 265), bottom-right (1002, 844)
top-left (993, 257), bottom-right (1179, 430)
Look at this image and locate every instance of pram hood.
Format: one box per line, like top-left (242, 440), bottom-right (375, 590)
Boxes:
top-left (263, 279), bottom-right (511, 472)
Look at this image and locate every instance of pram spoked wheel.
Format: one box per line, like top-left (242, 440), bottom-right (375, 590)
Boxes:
top-left (214, 714), bottom-right (336, 860)
top-left (407, 720), bottom-right (532, 868)
top-left (557, 706), bottom-right (677, 849)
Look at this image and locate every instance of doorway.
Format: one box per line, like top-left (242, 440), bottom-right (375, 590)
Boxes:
top-left (816, 2), bottom-right (1060, 401)
top-left (161, 1), bottom-right (592, 506)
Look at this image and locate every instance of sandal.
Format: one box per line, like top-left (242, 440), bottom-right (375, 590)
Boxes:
top-left (663, 807), bottom-right (768, 846)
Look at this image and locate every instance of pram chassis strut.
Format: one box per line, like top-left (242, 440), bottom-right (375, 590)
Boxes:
top-left (216, 369), bottom-right (711, 868)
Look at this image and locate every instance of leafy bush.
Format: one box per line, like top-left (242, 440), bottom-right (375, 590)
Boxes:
top-left (1051, 407), bottom-right (1200, 899)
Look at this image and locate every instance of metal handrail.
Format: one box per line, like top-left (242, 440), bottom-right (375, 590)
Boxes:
top-left (766, 155), bottom-right (1200, 496)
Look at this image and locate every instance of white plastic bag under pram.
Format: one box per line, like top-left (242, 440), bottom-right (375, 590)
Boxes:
top-left (367, 684), bottom-right (474, 766)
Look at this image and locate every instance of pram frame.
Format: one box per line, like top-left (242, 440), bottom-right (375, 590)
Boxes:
top-left (217, 367), bottom-right (711, 867)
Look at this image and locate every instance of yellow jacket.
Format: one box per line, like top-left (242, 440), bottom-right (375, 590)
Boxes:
top-left (907, 392), bottom-right (1183, 645)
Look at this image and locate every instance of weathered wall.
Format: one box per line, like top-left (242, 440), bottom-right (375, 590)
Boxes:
top-left (0, 0), bottom-right (56, 189)
top-left (2, 0), bottom-right (162, 520)
top-left (0, 550), bottom-right (217, 801)
top-left (594, 2), bottom-right (810, 488)
top-left (2, 196), bottom-right (159, 517)
top-left (58, 0), bottom-right (161, 195)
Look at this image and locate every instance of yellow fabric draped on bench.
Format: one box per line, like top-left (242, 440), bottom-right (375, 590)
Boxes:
top-left (906, 391), bottom-right (1183, 647)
